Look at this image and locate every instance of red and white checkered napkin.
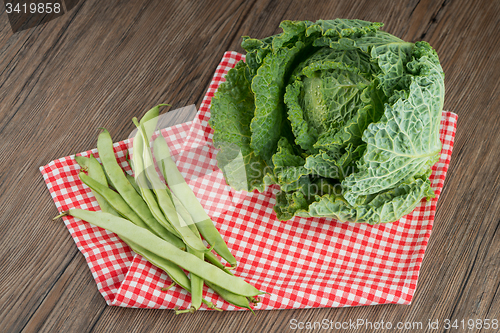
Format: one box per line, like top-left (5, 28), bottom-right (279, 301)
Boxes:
top-left (40, 52), bottom-right (457, 310)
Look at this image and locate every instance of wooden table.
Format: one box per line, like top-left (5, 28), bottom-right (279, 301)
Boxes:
top-left (1, 0), bottom-right (499, 332)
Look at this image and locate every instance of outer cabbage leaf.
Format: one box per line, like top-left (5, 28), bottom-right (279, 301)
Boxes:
top-left (250, 40), bottom-right (307, 161)
top-left (275, 190), bottom-right (311, 221)
top-left (342, 42), bottom-right (445, 206)
top-left (242, 35), bottom-right (275, 77)
top-left (302, 177), bottom-right (434, 224)
top-left (274, 177), bottom-right (339, 221)
top-left (209, 61), bottom-right (271, 192)
top-left (371, 41), bottom-right (414, 96)
top-left (305, 19), bottom-right (382, 39)
top-left (242, 20), bottom-right (311, 76)
top-left (305, 143), bottom-right (365, 180)
top-left (272, 137), bottom-right (310, 186)
top-left (315, 30), bottom-right (405, 53)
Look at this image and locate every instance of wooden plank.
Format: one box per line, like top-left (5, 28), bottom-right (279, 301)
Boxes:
top-left (20, 254), bottom-right (106, 333)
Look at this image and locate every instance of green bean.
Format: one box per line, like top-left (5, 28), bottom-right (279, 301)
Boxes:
top-left (141, 105), bottom-right (236, 265)
top-left (186, 250), bottom-right (204, 310)
top-left (131, 121), bottom-right (181, 238)
top-left (139, 104), bottom-right (170, 133)
top-left (125, 150), bottom-right (134, 173)
top-left (87, 155), bottom-right (121, 216)
top-left (75, 155), bottom-right (90, 170)
top-left (80, 155), bottom-right (204, 309)
top-left (153, 135), bottom-right (237, 268)
top-left (122, 238), bottom-right (217, 310)
top-left (202, 247), bottom-right (258, 311)
top-left (59, 209), bottom-right (263, 297)
top-left (120, 237), bottom-right (220, 312)
top-left (87, 155), bottom-right (106, 184)
top-left (176, 199), bottom-right (204, 311)
top-left (185, 237), bottom-right (256, 312)
top-left (205, 281), bottom-right (255, 313)
top-left (205, 252), bottom-right (231, 273)
top-left (78, 172), bottom-right (185, 250)
top-left (126, 173), bottom-right (141, 195)
top-left (76, 155), bottom-right (120, 217)
top-left (70, 105), bottom-right (261, 310)
top-left (97, 129), bottom-right (175, 243)
top-left (133, 118), bottom-right (209, 253)
top-left (127, 158), bottom-right (134, 173)
top-left (77, 152), bottom-right (183, 248)
top-left (79, 172), bottom-right (146, 225)
top-left (105, 173), bottom-right (115, 190)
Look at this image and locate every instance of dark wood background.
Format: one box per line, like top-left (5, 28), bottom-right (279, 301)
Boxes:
top-left (1, 0), bottom-right (499, 332)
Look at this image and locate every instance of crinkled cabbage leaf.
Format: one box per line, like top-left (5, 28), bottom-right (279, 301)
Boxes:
top-left (210, 19), bottom-right (444, 224)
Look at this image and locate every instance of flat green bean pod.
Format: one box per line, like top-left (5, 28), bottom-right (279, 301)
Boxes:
top-left (121, 237), bottom-right (220, 312)
top-left (140, 104), bottom-right (236, 267)
top-left (78, 172), bottom-right (185, 250)
top-left (131, 120), bottom-right (181, 238)
top-left (60, 209), bottom-right (263, 297)
top-left (97, 129), bottom-right (176, 242)
top-left (126, 173), bottom-right (141, 195)
top-left (79, 172), bottom-right (148, 228)
top-left (87, 155), bottom-right (121, 216)
top-left (205, 281), bottom-right (254, 313)
top-left (135, 109), bottom-right (205, 311)
top-left (176, 197), bottom-right (205, 311)
top-left (75, 155), bottom-right (90, 170)
top-left (153, 135), bottom-right (237, 268)
top-left (132, 118), bottom-right (209, 253)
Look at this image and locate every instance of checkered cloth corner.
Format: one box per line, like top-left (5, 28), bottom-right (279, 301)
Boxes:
top-left (40, 51), bottom-right (458, 311)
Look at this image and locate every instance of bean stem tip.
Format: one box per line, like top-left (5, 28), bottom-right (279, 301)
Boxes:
top-left (53, 211), bottom-right (69, 220)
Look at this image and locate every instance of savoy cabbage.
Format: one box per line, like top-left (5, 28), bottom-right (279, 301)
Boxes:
top-left (209, 19), bottom-right (445, 223)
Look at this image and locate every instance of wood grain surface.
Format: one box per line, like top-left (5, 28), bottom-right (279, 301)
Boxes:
top-left (1, 0), bottom-right (499, 332)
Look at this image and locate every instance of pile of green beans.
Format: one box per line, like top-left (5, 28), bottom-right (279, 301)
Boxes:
top-left (55, 105), bottom-right (264, 313)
